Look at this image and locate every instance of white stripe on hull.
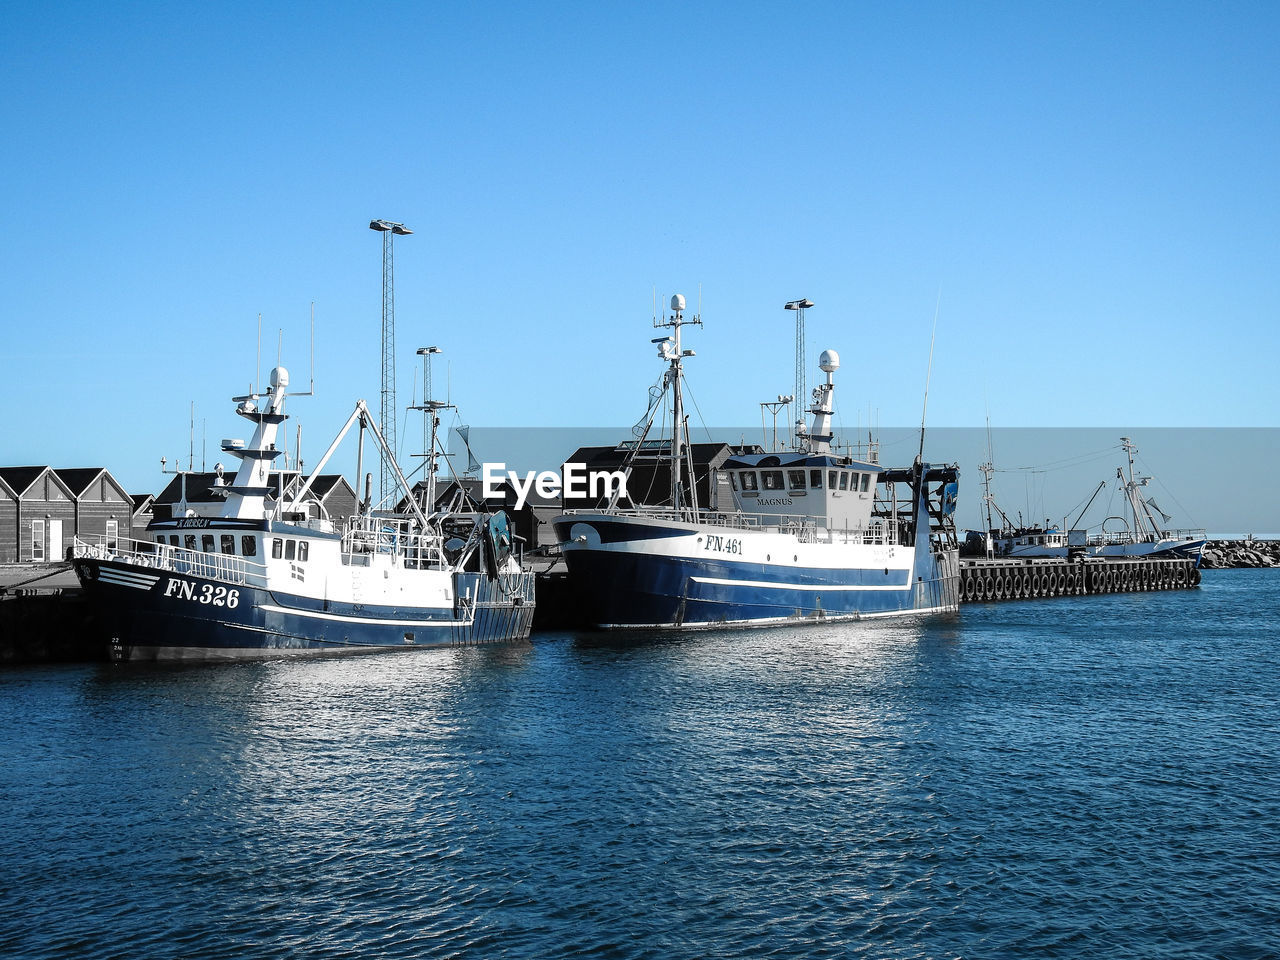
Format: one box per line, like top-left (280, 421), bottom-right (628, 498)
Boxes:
top-left (257, 603), bottom-right (472, 628)
top-left (689, 575), bottom-right (908, 592)
top-left (98, 569), bottom-right (161, 590)
top-left (599, 602), bottom-right (956, 630)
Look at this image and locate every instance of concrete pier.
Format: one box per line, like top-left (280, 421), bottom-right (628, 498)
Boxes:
top-left (960, 556), bottom-right (1200, 602)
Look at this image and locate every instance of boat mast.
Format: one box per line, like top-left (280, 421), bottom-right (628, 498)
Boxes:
top-left (981, 417), bottom-right (996, 535)
top-left (656, 294), bottom-right (700, 515)
top-left (1120, 436), bottom-right (1164, 542)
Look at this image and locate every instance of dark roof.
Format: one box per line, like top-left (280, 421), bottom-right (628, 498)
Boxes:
top-left (132, 493), bottom-right (155, 510)
top-left (397, 476), bottom-right (553, 513)
top-left (305, 474), bottom-right (354, 499)
top-left (53, 468), bottom-right (107, 496)
top-left (154, 471), bottom-right (350, 505)
top-left (155, 472), bottom-right (224, 505)
top-left (563, 442), bottom-right (762, 471)
top-left (0, 466), bottom-right (48, 496)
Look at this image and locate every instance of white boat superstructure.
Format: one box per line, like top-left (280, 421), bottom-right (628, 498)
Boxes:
top-left (73, 362), bottom-right (534, 660)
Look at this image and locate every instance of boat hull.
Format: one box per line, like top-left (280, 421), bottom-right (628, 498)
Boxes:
top-left (73, 556), bottom-right (535, 661)
top-left (552, 514), bottom-right (958, 629)
top-left (1092, 538), bottom-right (1206, 561)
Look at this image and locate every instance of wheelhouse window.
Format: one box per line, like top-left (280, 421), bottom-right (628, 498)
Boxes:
top-left (271, 538), bottom-right (283, 559)
top-left (285, 540), bottom-right (296, 561)
top-left (787, 470), bottom-right (806, 489)
top-left (838, 473), bottom-right (849, 491)
top-left (184, 535), bottom-right (197, 551)
top-left (740, 471), bottom-right (759, 492)
top-left (810, 470), bottom-right (823, 488)
top-left (201, 534), bottom-right (215, 553)
top-left (728, 473), bottom-right (738, 491)
top-left (762, 470), bottom-right (785, 491)
top-left (241, 536), bottom-right (258, 557)
top-left (220, 534), bottom-right (236, 555)
top-left (861, 473), bottom-right (871, 492)
top-left (298, 542), bottom-right (309, 562)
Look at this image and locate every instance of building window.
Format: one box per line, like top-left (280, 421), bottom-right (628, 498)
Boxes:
top-left (220, 534), bottom-right (236, 555)
top-left (810, 470), bottom-right (823, 488)
top-left (242, 536), bottom-right (257, 557)
top-left (30, 519), bottom-right (45, 562)
top-left (271, 538), bottom-right (283, 559)
top-left (285, 540), bottom-right (296, 561)
top-left (105, 520), bottom-right (119, 551)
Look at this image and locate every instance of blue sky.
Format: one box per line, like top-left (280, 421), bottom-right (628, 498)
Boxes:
top-left (2, 1), bottom-right (1277, 499)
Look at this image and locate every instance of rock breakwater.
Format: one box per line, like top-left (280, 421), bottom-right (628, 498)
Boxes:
top-left (1200, 539), bottom-right (1280, 569)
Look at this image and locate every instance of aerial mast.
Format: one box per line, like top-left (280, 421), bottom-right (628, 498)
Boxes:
top-left (369, 218), bottom-right (413, 505)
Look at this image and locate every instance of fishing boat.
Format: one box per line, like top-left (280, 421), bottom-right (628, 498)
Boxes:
top-left (1084, 437), bottom-right (1206, 560)
top-left (965, 437), bottom-right (1206, 562)
top-left (551, 295), bottom-right (960, 630)
top-left (71, 363), bottom-right (535, 660)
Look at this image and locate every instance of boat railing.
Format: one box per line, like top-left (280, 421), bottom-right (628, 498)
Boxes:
top-left (73, 534), bottom-right (268, 586)
top-left (559, 508), bottom-right (901, 545)
top-left (1087, 527), bottom-right (1206, 547)
top-left (341, 514), bottom-right (450, 568)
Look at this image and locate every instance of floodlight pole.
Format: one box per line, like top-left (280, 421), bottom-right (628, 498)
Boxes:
top-left (370, 218), bottom-right (413, 505)
top-left (784, 299), bottom-right (814, 449)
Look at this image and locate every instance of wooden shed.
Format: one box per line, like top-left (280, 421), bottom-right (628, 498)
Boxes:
top-left (0, 466), bottom-right (78, 563)
top-left (54, 468), bottom-right (136, 551)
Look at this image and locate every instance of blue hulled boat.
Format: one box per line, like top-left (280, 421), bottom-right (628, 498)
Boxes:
top-left (73, 364), bottom-right (534, 660)
top-left (552, 295), bottom-right (960, 630)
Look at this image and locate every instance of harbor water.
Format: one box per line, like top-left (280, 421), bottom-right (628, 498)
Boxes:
top-left (1, 572), bottom-right (1277, 959)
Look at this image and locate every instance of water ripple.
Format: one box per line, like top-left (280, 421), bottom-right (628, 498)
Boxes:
top-left (0, 572), bottom-right (1277, 958)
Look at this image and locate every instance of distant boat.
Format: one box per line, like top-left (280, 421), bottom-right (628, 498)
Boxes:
top-left (1084, 437), bottom-right (1206, 560)
top-left (72, 361), bottom-right (535, 661)
top-left (964, 437), bottom-right (1205, 562)
top-left (551, 294), bottom-right (961, 630)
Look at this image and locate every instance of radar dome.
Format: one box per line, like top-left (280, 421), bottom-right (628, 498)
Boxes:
top-left (670, 294), bottom-right (686, 312)
top-left (270, 366), bottom-right (290, 388)
top-left (819, 349), bottom-right (840, 373)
